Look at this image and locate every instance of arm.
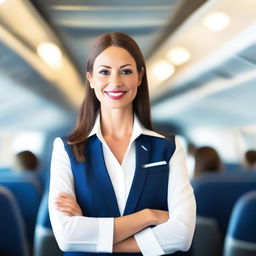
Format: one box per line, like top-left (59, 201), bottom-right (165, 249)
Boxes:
top-left (55, 192), bottom-right (151, 244)
top-left (56, 192), bottom-right (169, 245)
top-left (114, 208), bottom-right (169, 244)
top-left (49, 138), bottom-right (113, 252)
top-left (113, 237), bottom-right (140, 253)
top-left (49, 138), bottom-right (169, 253)
top-left (134, 137), bottom-right (196, 256)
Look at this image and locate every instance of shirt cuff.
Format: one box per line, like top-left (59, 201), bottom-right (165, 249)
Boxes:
top-left (134, 227), bottom-right (165, 256)
top-left (97, 217), bottom-right (114, 253)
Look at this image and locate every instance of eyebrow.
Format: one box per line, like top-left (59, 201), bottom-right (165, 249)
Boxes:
top-left (96, 64), bottom-right (133, 69)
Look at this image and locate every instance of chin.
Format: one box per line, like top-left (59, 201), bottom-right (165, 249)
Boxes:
top-left (102, 102), bottom-right (133, 111)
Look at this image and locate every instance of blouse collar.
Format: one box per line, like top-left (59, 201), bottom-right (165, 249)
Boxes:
top-left (88, 113), bottom-right (164, 143)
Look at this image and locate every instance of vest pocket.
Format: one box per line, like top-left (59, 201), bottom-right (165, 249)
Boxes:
top-left (146, 165), bottom-right (169, 174)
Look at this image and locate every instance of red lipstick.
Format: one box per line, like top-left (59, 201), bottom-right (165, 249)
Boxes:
top-left (104, 90), bottom-right (127, 100)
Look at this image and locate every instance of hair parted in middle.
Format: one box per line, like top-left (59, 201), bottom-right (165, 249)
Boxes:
top-left (67, 32), bottom-right (153, 162)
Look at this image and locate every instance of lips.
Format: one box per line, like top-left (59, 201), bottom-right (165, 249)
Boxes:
top-left (104, 90), bottom-right (127, 100)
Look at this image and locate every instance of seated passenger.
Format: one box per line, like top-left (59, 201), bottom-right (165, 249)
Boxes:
top-left (13, 150), bottom-right (39, 172)
top-left (244, 150), bottom-right (256, 170)
top-left (194, 146), bottom-right (223, 177)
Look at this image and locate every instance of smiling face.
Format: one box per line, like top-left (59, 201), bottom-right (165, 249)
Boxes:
top-left (86, 46), bottom-right (144, 112)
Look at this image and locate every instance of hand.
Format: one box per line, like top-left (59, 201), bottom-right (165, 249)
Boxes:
top-left (55, 193), bottom-right (83, 216)
top-left (146, 209), bottom-right (169, 225)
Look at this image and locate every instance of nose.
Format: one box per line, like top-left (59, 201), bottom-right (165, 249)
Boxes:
top-left (109, 72), bottom-right (122, 86)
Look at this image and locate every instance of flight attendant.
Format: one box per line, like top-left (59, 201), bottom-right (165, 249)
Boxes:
top-left (49, 32), bottom-right (196, 256)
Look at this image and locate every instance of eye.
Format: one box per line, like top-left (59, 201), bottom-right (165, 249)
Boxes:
top-left (121, 69), bottom-right (132, 75)
top-left (99, 69), bottom-right (110, 76)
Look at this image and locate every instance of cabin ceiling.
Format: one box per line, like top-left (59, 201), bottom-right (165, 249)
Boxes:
top-left (0, 0), bottom-right (255, 133)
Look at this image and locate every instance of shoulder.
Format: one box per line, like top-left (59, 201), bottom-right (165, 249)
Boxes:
top-left (52, 137), bottom-right (72, 155)
top-left (140, 131), bottom-right (176, 158)
top-left (53, 137), bottom-right (64, 149)
top-left (53, 136), bottom-right (71, 146)
top-left (142, 130), bottom-right (165, 138)
top-left (141, 128), bottom-right (176, 145)
top-left (53, 136), bottom-right (70, 148)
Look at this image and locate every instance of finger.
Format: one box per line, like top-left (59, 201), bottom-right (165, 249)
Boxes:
top-left (55, 198), bottom-right (76, 206)
top-left (58, 193), bottom-right (75, 200)
top-left (55, 195), bottom-right (77, 205)
top-left (56, 205), bottom-right (77, 214)
top-left (55, 194), bottom-right (82, 216)
top-left (55, 202), bottom-right (81, 214)
top-left (55, 202), bottom-right (78, 212)
top-left (57, 206), bottom-right (81, 216)
top-left (55, 199), bottom-right (79, 209)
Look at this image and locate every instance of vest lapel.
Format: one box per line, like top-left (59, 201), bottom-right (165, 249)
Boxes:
top-left (123, 135), bottom-right (150, 215)
top-left (87, 136), bottom-right (120, 217)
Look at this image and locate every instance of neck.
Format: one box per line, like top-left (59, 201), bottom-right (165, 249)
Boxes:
top-left (100, 107), bottom-right (134, 138)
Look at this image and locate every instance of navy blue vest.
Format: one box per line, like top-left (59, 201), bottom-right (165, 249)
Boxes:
top-left (62, 134), bottom-right (176, 256)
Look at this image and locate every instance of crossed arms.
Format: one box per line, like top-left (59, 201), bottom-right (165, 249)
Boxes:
top-left (55, 192), bottom-right (169, 253)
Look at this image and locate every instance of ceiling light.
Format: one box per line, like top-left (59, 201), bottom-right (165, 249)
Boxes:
top-left (152, 60), bottom-right (175, 82)
top-left (167, 47), bottom-right (191, 65)
top-left (203, 12), bottom-right (230, 31)
top-left (37, 42), bottom-right (62, 68)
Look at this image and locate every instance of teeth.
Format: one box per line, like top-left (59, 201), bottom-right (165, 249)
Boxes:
top-left (106, 92), bottom-right (125, 96)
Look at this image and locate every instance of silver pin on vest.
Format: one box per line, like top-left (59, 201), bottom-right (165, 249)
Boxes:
top-left (141, 145), bottom-right (148, 151)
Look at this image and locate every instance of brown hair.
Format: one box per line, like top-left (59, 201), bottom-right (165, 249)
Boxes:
top-left (67, 32), bottom-right (153, 162)
top-left (16, 150), bottom-right (39, 171)
top-left (194, 146), bottom-right (222, 176)
top-left (245, 150), bottom-right (256, 168)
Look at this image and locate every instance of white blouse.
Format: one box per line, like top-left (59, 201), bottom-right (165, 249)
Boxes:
top-left (48, 115), bottom-right (196, 255)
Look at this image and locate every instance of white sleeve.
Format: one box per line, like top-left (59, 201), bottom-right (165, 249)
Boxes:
top-left (134, 137), bottom-right (196, 255)
top-left (48, 137), bottom-right (114, 253)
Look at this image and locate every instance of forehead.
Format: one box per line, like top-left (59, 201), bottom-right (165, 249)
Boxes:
top-left (93, 46), bottom-right (136, 67)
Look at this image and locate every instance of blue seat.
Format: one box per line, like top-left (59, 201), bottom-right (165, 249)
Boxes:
top-left (224, 190), bottom-right (256, 256)
top-left (34, 188), bottom-right (62, 256)
top-left (192, 173), bottom-right (256, 256)
top-left (192, 173), bottom-right (256, 234)
top-left (0, 173), bottom-right (42, 245)
top-left (0, 167), bottom-right (11, 173)
top-left (0, 186), bottom-right (29, 256)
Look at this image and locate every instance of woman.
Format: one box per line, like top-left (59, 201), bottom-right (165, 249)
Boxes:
top-left (49, 32), bottom-right (196, 256)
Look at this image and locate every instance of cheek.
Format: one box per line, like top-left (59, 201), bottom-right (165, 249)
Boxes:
top-left (127, 76), bottom-right (140, 89)
top-left (92, 78), bottom-right (106, 90)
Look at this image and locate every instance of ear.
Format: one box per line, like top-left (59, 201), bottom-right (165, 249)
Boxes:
top-left (86, 72), bottom-right (94, 89)
top-left (138, 67), bottom-right (145, 86)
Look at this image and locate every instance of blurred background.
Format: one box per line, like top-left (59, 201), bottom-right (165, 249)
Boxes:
top-left (1, 0), bottom-right (256, 174)
top-left (0, 0), bottom-right (256, 256)
top-left (0, 0), bottom-right (256, 175)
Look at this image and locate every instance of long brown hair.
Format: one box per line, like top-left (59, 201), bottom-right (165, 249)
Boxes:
top-left (68, 32), bottom-right (153, 162)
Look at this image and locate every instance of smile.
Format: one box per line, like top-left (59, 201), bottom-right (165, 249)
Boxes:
top-left (104, 90), bottom-right (127, 100)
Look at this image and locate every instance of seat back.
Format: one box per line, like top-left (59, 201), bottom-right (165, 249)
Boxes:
top-left (0, 186), bottom-right (29, 256)
top-left (191, 173), bottom-right (256, 256)
top-left (0, 173), bottom-right (42, 245)
top-left (192, 173), bottom-right (256, 235)
top-left (224, 190), bottom-right (256, 256)
top-left (34, 188), bottom-right (62, 256)
top-left (192, 216), bottom-right (222, 256)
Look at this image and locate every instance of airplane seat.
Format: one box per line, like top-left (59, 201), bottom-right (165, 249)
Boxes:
top-left (0, 169), bottom-right (43, 187)
top-left (37, 169), bottom-right (49, 190)
top-left (0, 186), bottom-right (29, 256)
top-left (224, 190), bottom-right (256, 256)
top-left (191, 175), bottom-right (256, 256)
top-left (34, 187), bottom-right (62, 256)
top-left (0, 167), bottom-right (11, 173)
top-left (223, 163), bottom-right (242, 172)
top-left (192, 216), bottom-right (222, 256)
top-left (0, 175), bottom-right (42, 247)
